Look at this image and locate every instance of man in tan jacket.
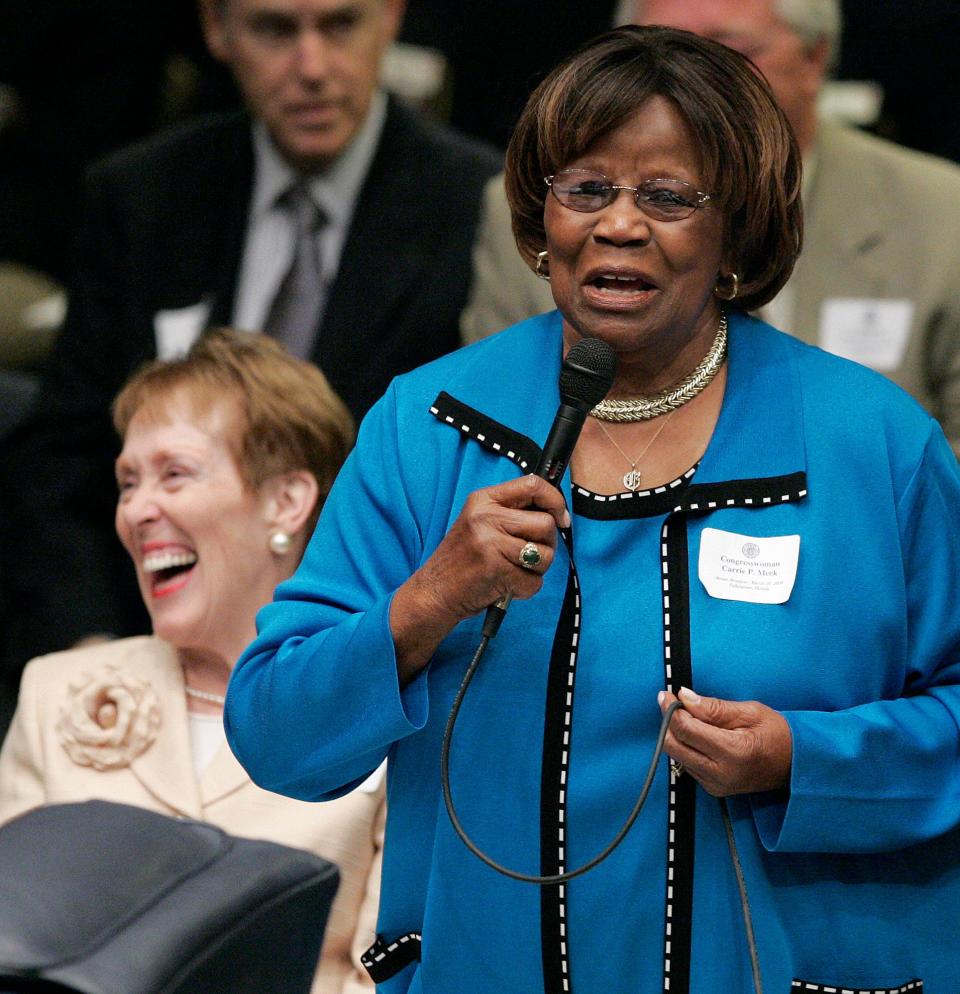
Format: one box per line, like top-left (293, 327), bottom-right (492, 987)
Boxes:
top-left (461, 0), bottom-right (960, 455)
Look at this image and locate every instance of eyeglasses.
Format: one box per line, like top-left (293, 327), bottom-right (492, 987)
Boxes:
top-left (545, 169), bottom-right (712, 221)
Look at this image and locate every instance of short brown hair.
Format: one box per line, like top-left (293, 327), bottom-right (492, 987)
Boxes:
top-left (506, 25), bottom-right (803, 311)
top-left (113, 329), bottom-right (354, 529)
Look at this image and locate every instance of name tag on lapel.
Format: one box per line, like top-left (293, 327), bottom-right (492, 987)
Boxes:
top-left (698, 528), bottom-right (800, 604)
top-left (154, 300), bottom-right (212, 359)
top-left (819, 298), bottom-right (914, 371)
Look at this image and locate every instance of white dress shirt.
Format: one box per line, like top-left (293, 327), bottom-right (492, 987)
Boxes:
top-left (232, 91), bottom-right (388, 336)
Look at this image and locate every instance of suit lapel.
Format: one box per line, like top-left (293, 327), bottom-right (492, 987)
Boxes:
top-left (792, 121), bottom-right (887, 340)
top-left (146, 113), bottom-right (254, 333)
top-left (128, 642), bottom-right (203, 819)
top-left (316, 99), bottom-right (437, 379)
top-left (206, 117), bottom-right (256, 328)
top-left (199, 740), bottom-right (251, 807)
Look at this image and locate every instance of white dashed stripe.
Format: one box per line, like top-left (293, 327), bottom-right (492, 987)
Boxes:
top-left (660, 517), bottom-right (680, 993)
top-left (360, 931), bottom-right (423, 971)
top-left (554, 566), bottom-right (581, 981)
top-left (790, 983), bottom-right (921, 994)
top-left (437, 412), bottom-right (532, 471)
top-left (574, 467), bottom-right (697, 502)
top-left (676, 485), bottom-right (807, 515)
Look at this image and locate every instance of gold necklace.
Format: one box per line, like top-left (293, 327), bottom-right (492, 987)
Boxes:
top-left (590, 313), bottom-right (727, 422)
top-left (594, 410), bottom-right (674, 492)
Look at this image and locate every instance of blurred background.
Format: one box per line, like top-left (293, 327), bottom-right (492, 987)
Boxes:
top-left (1, 0), bottom-right (957, 407)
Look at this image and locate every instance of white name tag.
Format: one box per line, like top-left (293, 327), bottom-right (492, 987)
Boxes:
top-left (819, 298), bottom-right (914, 371)
top-left (698, 528), bottom-right (800, 604)
top-left (154, 299), bottom-right (211, 359)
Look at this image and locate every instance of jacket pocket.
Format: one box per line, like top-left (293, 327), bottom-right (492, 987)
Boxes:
top-left (792, 980), bottom-right (922, 994)
top-left (362, 931), bottom-right (422, 983)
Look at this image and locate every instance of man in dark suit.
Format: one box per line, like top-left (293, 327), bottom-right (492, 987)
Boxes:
top-left (0, 0), bottom-right (500, 691)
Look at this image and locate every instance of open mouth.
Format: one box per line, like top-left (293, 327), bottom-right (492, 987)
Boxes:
top-left (143, 550), bottom-right (197, 596)
top-left (589, 274), bottom-right (657, 293)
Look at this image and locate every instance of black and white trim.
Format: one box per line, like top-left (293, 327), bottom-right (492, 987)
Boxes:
top-left (430, 391), bottom-right (540, 473)
top-left (538, 537), bottom-right (582, 993)
top-left (573, 467), bottom-right (697, 519)
top-left (672, 471), bottom-right (808, 515)
top-left (791, 982), bottom-right (922, 994)
top-left (361, 932), bottom-right (423, 983)
top-left (659, 516), bottom-right (696, 994)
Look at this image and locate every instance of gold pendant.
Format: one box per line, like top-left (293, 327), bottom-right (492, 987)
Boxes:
top-left (623, 468), bottom-right (643, 492)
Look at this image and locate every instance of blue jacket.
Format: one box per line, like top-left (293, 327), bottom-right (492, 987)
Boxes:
top-left (227, 311), bottom-right (960, 994)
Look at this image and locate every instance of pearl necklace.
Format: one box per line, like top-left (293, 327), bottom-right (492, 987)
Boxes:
top-left (590, 313), bottom-right (728, 422)
top-left (184, 685), bottom-right (226, 707)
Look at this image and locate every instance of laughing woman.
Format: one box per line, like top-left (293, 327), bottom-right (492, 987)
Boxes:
top-left (0, 330), bottom-right (381, 994)
top-left (226, 27), bottom-right (960, 994)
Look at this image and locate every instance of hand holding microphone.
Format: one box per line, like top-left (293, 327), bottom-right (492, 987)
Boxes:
top-left (484, 336), bottom-right (616, 636)
top-left (389, 338), bottom-right (616, 681)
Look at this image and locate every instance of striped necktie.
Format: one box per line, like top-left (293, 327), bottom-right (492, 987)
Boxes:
top-left (263, 183), bottom-right (327, 358)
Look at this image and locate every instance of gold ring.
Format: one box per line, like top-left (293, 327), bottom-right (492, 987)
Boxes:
top-left (519, 542), bottom-right (542, 569)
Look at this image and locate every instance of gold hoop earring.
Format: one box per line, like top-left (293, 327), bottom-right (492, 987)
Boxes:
top-left (714, 272), bottom-right (739, 301)
top-left (535, 250), bottom-right (550, 281)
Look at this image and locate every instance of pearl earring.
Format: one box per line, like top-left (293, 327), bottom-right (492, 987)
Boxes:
top-left (269, 530), bottom-right (293, 555)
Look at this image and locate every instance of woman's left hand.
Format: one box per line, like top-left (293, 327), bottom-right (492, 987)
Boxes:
top-left (658, 687), bottom-right (792, 796)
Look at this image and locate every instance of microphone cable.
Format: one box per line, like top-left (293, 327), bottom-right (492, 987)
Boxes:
top-left (439, 635), bottom-right (765, 993)
top-left (440, 335), bottom-right (677, 885)
top-left (440, 629), bottom-right (684, 885)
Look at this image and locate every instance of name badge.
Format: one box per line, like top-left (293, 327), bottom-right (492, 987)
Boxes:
top-left (154, 299), bottom-right (212, 359)
top-left (819, 298), bottom-right (914, 371)
top-left (698, 528), bottom-right (800, 604)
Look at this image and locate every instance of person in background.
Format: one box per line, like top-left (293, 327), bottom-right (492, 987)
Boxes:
top-left (225, 27), bottom-right (960, 993)
top-left (0, 0), bottom-right (501, 697)
top-left (0, 330), bottom-right (382, 994)
top-left (461, 0), bottom-right (960, 458)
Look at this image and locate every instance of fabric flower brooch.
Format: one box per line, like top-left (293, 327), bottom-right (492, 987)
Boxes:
top-left (57, 664), bottom-right (161, 771)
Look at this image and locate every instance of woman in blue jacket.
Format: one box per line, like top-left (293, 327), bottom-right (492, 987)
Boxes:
top-left (226, 26), bottom-right (960, 994)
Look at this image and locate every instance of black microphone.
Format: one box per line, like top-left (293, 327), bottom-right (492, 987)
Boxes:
top-left (483, 337), bottom-right (616, 637)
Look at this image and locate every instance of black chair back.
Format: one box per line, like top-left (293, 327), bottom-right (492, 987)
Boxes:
top-left (0, 801), bottom-right (339, 994)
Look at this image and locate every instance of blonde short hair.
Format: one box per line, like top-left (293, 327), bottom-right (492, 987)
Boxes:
top-left (113, 329), bottom-right (354, 529)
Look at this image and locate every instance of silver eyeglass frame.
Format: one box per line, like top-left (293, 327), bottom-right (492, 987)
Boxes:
top-left (544, 169), bottom-right (712, 220)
